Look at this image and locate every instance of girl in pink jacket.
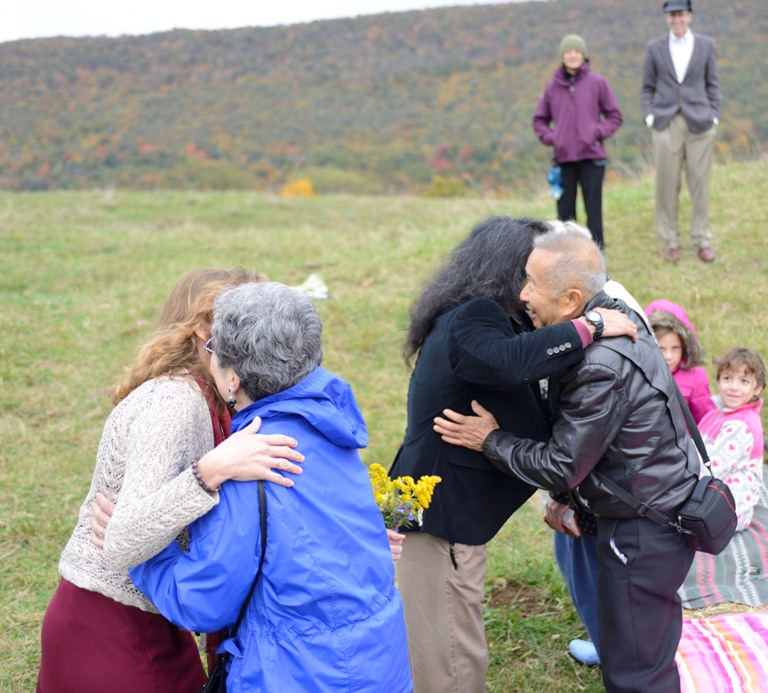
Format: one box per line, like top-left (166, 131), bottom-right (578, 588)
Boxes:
top-left (698, 347), bottom-right (765, 531)
top-left (645, 298), bottom-right (715, 423)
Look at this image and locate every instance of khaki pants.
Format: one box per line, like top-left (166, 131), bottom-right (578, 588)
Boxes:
top-left (652, 114), bottom-right (716, 250)
top-left (395, 533), bottom-right (487, 693)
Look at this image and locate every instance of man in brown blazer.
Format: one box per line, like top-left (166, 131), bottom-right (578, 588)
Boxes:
top-left (641, 0), bottom-right (720, 263)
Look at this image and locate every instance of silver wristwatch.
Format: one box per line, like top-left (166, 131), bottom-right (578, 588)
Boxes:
top-left (583, 310), bottom-right (604, 340)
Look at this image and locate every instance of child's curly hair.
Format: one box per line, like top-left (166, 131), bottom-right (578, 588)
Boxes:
top-left (714, 347), bottom-right (766, 392)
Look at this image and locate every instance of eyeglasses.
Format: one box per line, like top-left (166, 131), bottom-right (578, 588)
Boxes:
top-left (204, 338), bottom-right (215, 354)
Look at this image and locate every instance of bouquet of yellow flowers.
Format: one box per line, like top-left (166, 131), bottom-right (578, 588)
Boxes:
top-left (368, 463), bottom-right (441, 531)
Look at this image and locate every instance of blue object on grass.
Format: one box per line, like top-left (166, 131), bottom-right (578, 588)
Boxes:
top-left (568, 638), bottom-right (600, 667)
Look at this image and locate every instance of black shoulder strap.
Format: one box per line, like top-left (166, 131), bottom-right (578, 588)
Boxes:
top-left (634, 312), bottom-right (711, 473)
top-left (674, 388), bottom-right (713, 474)
top-left (586, 316), bottom-right (712, 530)
top-left (592, 469), bottom-right (679, 528)
top-left (592, 386), bottom-right (710, 531)
top-left (596, 328), bottom-right (712, 476)
top-left (231, 480), bottom-right (268, 636)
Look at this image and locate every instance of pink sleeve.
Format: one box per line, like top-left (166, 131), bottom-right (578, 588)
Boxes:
top-left (686, 368), bottom-right (716, 423)
top-left (571, 319), bottom-right (593, 349)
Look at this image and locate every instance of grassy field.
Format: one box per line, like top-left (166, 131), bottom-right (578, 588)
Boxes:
top-left (1, 159), bottom-right (766, 692)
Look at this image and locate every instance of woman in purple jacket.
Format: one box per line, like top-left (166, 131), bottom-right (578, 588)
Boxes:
top-left (532, 34), bottom-right (623, 248)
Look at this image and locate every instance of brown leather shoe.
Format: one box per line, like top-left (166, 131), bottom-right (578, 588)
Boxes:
top-left (698, 247), bottom-right (715, 263)
top-left (663, 247), bottom-right (680, 263)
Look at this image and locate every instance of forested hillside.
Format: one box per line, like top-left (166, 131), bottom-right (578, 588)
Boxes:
top-left (0, 0), bottom-right (765, 194)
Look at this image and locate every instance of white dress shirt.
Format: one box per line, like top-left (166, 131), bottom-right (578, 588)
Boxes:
top-left (669, 29), bottom-right (694, 84)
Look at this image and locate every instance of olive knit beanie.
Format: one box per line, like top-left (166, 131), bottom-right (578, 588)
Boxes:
top-left (559, 34), bottom-right (588, 60)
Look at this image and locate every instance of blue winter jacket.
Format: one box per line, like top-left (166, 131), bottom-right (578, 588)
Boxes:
top-left (130, 367), bottom-right (412, 693)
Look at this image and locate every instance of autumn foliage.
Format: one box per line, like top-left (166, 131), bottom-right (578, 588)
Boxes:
top-left (0, 0), bottom-right (764, 194)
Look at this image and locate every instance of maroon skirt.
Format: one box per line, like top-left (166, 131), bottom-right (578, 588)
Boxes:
top-left (37, 578), bottom-right (206, 693)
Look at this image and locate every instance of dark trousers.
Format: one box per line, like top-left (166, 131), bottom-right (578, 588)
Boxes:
top-left (595, 516), bottom-right (695, 693)
top-left (557, 160), bottom-right (606, 248)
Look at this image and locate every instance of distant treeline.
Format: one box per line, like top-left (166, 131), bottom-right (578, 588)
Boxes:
top-left (0, 0), bottom-right (765, 194)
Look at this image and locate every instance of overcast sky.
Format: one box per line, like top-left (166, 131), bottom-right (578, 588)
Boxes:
top-left (1, 1), bottom-right (535, 44)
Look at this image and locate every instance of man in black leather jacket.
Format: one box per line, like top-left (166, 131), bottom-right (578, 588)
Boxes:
top-left (434, 228), bottom-right (699, 693)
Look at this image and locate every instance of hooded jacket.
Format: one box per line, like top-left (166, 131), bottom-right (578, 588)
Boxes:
top-left (645, 299), bottom-right (715, 423)
top-left (532, 62), bottom-right (623, 164)
top-left (482, 292), bottom-right (699, 519)
top-left (131, 367), bottom-right (412, 693)
top-left (699, 395), bottom-right (764, 532)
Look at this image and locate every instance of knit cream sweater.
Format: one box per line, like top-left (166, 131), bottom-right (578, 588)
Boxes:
top-left (58, 377), bottom-right (218, 613)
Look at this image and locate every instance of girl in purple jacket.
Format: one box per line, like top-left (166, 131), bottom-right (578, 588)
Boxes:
top-left (532, 34), bottom-right (623, 248)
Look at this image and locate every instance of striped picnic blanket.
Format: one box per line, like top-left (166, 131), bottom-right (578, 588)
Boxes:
top-left (676, 613), bottom-right (768, 692)
top-left (678, 482), bottom-right (768, 609)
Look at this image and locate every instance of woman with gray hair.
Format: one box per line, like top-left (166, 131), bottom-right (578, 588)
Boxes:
top-left (130, 282), bottom-right (412, 692)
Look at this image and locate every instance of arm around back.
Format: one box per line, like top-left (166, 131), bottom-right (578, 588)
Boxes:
top-left (130, 479), bottom-right (261, 633)
top-left (103, 379), bottom-right (218, 571)
top-left (448, 298), bottom-right (584, 389)
top-left (481, 359), bottom-right (628, 493)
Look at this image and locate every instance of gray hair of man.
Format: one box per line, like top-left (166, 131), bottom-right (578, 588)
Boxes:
top-left (546, 219), bottom-right (650, 325)
top-left (212, 281), bottom-right (323, 402)
top-left (546, 218), bottom-right (593, 240)
top-left (532, 227), bottom-right (607, 301)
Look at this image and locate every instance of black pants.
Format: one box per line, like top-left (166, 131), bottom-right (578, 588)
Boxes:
top-left (595, 516), bottom-right (695, 693)
top-left (557, 159), bottom-right (606, 248)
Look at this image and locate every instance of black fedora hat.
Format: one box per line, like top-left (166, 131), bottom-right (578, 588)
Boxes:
top-left (663, 0), bottom-right (692, 11)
